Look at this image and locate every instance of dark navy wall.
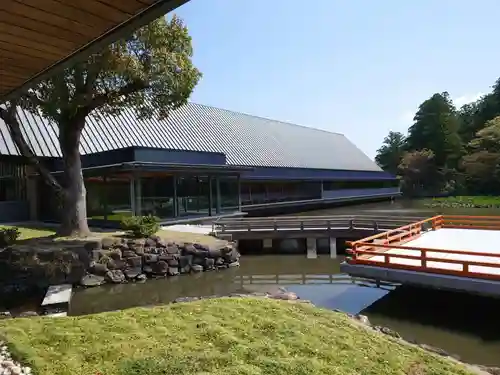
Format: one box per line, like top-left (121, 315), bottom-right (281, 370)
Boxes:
top-left (322, 187), bottom-right (400, 200)
top-left (133, 148), bottom-right (226, 165)
top-left (0, 201), bottom-right (29, 223)
top-left (241, 167), bottom-right (395, 181)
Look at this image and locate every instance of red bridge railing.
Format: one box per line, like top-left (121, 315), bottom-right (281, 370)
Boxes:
top-left (346, 215), bottom-right (500, 281)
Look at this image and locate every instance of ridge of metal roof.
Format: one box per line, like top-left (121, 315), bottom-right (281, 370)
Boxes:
top-left (0, 103), bottom-right (384, 172)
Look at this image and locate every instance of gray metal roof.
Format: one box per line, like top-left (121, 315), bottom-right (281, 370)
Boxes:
top-left (0, 103), bottom-right (382, 171)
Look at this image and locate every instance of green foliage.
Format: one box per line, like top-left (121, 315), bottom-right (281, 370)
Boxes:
top-left (17, 16), bottom-right (201, 124)
top-left (375, 77), bottom-right (500, 197)
top-left (374, 131), bottom-right (406, 175)
top-left (121, 215), bottom-right (160, 238)
top-left (424, 196), bottom-right (500, 208)
top-left (406, 92), bottom-right (462, 168)
top-left (398, 149), bottom-right (436, 197)
top-left (0, 227), bottom-right (20, 247)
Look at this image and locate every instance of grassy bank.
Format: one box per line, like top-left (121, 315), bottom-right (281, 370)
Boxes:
top-left (0, 224), bottom-right (225, 248)
top-left (0, 298), bottom-right (474, 375)
top-left (424, 196), bottom-right (500, 208)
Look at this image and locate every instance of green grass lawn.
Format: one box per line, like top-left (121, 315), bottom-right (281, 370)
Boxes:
top-left (425, 196), bottom-right (500, 207)
top-left (0, 224), bottom-right (224, 247)
top-left (0, 298), bottom-right (473, 375)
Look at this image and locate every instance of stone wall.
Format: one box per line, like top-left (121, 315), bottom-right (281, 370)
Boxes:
top-left (81, 235), bottom-right (240, 286)
top-left (0, 236), bottom-right (240, 291)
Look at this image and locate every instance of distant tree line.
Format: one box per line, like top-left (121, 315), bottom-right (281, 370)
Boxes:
top-left (375, 78), bottom-right (500, 197)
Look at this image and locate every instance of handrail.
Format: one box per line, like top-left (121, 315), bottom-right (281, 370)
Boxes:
top-left (347, 215), bottom-right (443, 247)
top-left (216, 214), bottom-right (426, 222)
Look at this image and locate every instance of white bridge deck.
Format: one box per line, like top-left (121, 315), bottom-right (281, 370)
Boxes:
top-left (341, 216), bottom-right (500, 297)
top-left (369, 229), bottom-right (500, 276)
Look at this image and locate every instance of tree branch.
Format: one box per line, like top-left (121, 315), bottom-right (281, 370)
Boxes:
top-left (88, 80), bottom-right (149, 113)
top-left (0, 103), bottom-right (64, 195)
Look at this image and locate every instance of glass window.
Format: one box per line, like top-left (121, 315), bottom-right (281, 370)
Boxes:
top-left (141, 175), bottom-right (175, 219)
top-left (105, 175), bottom-right (132, 221)
top-left (219, 176), bottom-right (239, 211)
top-left (177, 175), bottom-right (212, 217)
top-left (86, 177), bottom-right (107, 220)
top-left (0, 161), bottom-right (27, 202)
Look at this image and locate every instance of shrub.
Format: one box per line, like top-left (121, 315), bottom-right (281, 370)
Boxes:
top-left (0, 227), bottom-right (21, 247)
top-left (121, 215), bottom-right (160, 238)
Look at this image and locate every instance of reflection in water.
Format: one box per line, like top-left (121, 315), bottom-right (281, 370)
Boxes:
top-left (362, 286), bottom-right (500, 366)
top-left (71, 200), bottom-right (500, 366)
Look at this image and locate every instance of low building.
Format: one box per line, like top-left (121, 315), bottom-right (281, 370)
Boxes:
top-left (0, 103), bottom-right (399, 225)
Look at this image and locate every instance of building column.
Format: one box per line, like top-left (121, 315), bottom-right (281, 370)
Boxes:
top-left (208, 176), bottom-right (213, 216)
top-left (130, 173), bottom-right (136, 216)
top-left (263, 238), bottom-right (273, 250)
top-left (320, 180), bottom-right (324, 199)
top-left (329, 237), bottom-right (337, 258)
top-left (215, 176), bottom-right (221, 214)
top-left (135, 173), bottom-right (142, 216)
top-left (237, 174), bottom-right (242, 211)
top-left (173, 175), bottom-right (178, 217)
top-left (25, 170), bottom-right (38, 221)
top-left (306, 238), bottom-right (317, 259)
top-left (103, 176), bottom-right (108, 221)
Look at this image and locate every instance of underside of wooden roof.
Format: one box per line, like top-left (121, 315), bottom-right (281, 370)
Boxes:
top-left (0, 0), bottom-right (188, 102)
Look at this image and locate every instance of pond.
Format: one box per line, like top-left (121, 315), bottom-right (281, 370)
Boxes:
top-left (71, 199), bottom-right (500, 367)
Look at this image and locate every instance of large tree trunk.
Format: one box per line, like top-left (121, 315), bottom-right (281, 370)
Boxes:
top-left (57, 120), bottom-right (91, 237)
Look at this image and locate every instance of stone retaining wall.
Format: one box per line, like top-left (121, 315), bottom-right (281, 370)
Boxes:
top-left (81, 236), bottom-right (240, 286)
top-left (0, 235), bottom-right (239, 291)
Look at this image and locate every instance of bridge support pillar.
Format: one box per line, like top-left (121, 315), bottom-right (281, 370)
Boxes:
top-left (329, 237), bottom-right (337, 258)
top-left (263, 238), bottom-right (273, 249)
top-left (306, 238), bottom-right (317, 259)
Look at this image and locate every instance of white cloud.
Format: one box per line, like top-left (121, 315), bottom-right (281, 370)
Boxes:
top-left (453, 92), bottom-right (484, 108)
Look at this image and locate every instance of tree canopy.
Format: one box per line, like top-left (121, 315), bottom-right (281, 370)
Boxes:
top-left (0, 15), bottom-right (201, 236)
top-left (375, 77), bottom-right (500, 197)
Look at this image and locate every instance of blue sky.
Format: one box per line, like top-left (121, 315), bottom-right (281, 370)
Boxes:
top-left (174, 0), bottom-right (500, 159)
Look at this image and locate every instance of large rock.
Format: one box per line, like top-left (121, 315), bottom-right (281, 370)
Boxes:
top-left (193, 243), bottom-right (209, 251)
top-left (208, 248), bottom-right (222, 258)
top-left (106, 258), bottom-right (126, 270)
top-left (105, 270), bottom-right (126, 284)
top-left (168, 267), bottom-right (180, 276)
top-left (151, 261), bottom-right (168, 275)
top-left (89, 262), bottom-right (108, 276)
top-left (126, 256), bottom-right (142, 268)
top-left (80, 274), bottom-right (105, 287)
top-left (204, 258), bottom-right (215, 270)
top-left (143, 254), bottom-right (159, 264)
top-left (165, 245), bottom-right (180, 255)
top-left (223, 249), bottom-right (240, 263)
top-left (191, 264), bottom-right (203, 273)
top-left (101, 237), bottom-right (122, 250)
top-left (108, 249), bottom-right (122, 261)
top-left (124, 267), bottom-right (142, 280)
top-left (128, 239), bottom-right (145, 254)
top-left (268, 291), bottom-right (298, 300)
top-left (145, 238), bottom-right (156, 247)
top-left (122, 250), bottom-right (136, 259)
top-left (84, 240), bottom-right (101, 252)
top-left (179, 255), bottom-right (193, 268)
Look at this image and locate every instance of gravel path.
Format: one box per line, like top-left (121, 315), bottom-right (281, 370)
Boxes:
top-left (0, 342), bottom-right (31, 375)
